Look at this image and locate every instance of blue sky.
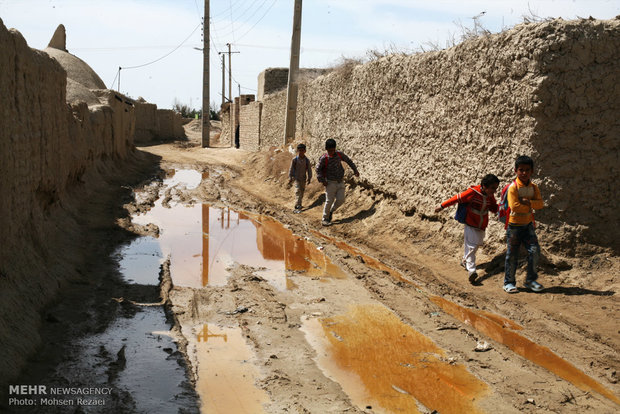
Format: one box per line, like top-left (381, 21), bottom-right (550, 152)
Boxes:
top-left (1, 0), bottom-right (618, 109)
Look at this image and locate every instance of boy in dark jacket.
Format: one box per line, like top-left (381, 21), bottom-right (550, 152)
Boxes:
top-left (316, 139), bottom-right (359, 226)
top-left (288, 143), bottom-right (312, 211)
top-left (435, 174), bottom-right (500, 284)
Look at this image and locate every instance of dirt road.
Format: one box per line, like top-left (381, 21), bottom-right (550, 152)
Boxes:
top-left (10, 123), bottom-right (618, 414)
top-left (126, 124), bottom-right (618, 413)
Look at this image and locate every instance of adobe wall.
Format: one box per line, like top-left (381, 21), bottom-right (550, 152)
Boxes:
top-left (239, 101), bottom-right (262, 152)
top-left (134, 102), bottom-right (186, 144)
top-left (157, 109), bottom-right (185, 140)
top-left (258, 18), bottom-right (620, 252)
top-left (257, 67), bottom-right (331, 101)
top-left (0, 20), bottom-right (136, 385)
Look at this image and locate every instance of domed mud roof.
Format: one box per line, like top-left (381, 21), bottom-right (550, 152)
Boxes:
top-left (44, 24), bottom-right (106, 90)
top-left (66, 78), bottom-right (101, 106)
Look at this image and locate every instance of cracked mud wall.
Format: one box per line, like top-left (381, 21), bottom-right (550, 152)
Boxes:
top-left (259, 18), bottom-right (620, 253)
top-left (0, 19), bottom-right (136, 386)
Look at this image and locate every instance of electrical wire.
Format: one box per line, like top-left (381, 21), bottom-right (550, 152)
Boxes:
top-left (120, 22), bottom-right (201, 70)
top-left (229, 0), bottom-right (236, 43)
top-left (235, 0), bottom-right (277, 42)
top-left (211, 0), bottom-right (270, 39)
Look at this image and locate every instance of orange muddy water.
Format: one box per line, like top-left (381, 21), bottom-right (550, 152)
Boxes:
top-left (302, 304), bottom-right (489, 413)
top-left (314, 232), bottom-right (620, 406)
top-left (191, 324), bottom-right (269, 414)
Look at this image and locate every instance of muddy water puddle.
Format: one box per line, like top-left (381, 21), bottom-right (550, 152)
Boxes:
top-left (130, 169), bottom-right (345, 289)
top-left (302, 304), bottom-right (489, 413)
top-left (184, 324), bottom-right (269, 413)
top-left (53, 307), bottom-right (198, 412)
top-left (315, 232), bottom-right (620, 406)
top-left (430, 296), bottom-right (620, 405)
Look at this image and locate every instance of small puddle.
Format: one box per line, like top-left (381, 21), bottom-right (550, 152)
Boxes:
top-left (430, 296), bottom-right (620, 406)
top-left (314, 232), bottom-right (620, 406)
top-left (163, 168), bottom-right (204, 189)
top-left (310, 230), bottom-right (411, 285)
top-left (131, 170), bottom-right (346, 289)
top-left (186, 323), bottom-right (269, 414)
top-left (302, 304), bottom-right (489, 413)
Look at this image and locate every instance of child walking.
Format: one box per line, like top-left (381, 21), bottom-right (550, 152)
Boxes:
top-left (288, 143), bottom-right (312, 211)
top-left (435, 174), bottom-right (500, 284)
top-left (316, 139), bottom-right (359, 226)
top-left (503, 155), bottom-right (545, 293)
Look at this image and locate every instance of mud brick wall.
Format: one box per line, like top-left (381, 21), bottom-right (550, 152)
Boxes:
top-left (257, 68), bottom-right (332, 102)
top-left (258, 18), bottom-right (620, 252)
top-left (134, 101), bottom-right (159, 143)
top-left (257, 68), bottom-right (289, 101)
top-left (239, 101), bottom-right (262, 151)
top-left (220, 108), bottom-right (233, 147)
top-left (157, 109), bottom-right (185, 140)
top-left (134, 103), bottom-right (185, 144)
top-left (0, 19), bottom-right (136, 385)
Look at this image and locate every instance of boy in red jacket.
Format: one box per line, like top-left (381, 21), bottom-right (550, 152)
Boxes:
top-left (435, 174), bottom-right (500, 284)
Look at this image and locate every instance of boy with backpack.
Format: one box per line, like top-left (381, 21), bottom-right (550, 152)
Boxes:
top-left (501, 155), bottom-right (545, 293)
top-left (316, 139), bottom-right (359, 226)
top-left (288, 143), bottom-right (312, 211)
top-left (434, 174), bottom-right (500, 284)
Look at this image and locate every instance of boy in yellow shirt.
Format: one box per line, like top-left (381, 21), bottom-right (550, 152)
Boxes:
top-left (503, 155), bottom-right (545, 293)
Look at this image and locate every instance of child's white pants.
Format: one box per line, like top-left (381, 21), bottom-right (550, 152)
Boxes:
top-left (463, 225), bottom-right (485, 274)
top-left (323, 180), bottom-right (345, 220)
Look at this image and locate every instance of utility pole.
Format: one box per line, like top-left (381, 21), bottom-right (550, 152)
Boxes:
top-left (227, 43), bottom-right (233, 147)
top-left (221, 43), bottom-right (239, 147)
top-left (220, 54), bottom-right (225, 107)
top-left (201, 0), bottom-right (210, 148)
top-left (284, 0), bottom-right (302, 145)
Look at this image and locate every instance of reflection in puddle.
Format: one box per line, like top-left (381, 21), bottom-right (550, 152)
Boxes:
top-left (116, 236), bottom-right (163, 285)
top-left (430, 296), bottom-right (620, 406)
top-left (164, 168), bottom-right (203, 189)
top-left (189, 324), bottom-right (268, 414)
top-left (55, 308), bottom-right (198, 412)
top-left (302, 304), bottom-right (488, 413)
top-left (132, 171), bottom-right (345, 289)
top-left (313, 232), bottom-right (620, 406)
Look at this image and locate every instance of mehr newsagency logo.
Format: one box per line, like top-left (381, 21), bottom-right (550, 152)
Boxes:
top-left (8, 385), bottom-right (112, 407)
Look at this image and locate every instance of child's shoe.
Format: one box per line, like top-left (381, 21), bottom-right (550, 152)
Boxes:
top-left (524, 280), bottom-right (544, 292)
top-left (321, 219), bottom-right (332, 227)
top-left (503, 283), bottom-right (518, 293)
top-left (468, 271), bottom-right (477, 285)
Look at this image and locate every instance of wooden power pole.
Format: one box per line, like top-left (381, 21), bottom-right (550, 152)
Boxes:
top-left (201, 0), bottom-right (210, 148)
top-left (220, 54), bottom-right (225, 107)
top-left (284, 0), bottom-right (302, 145)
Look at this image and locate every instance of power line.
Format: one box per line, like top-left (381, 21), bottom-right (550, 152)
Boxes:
top-left (210, 0), bottom-right (246, 19)
top-left (229, 0), bottom-right (236, 43)
top-left (211, 0), bottom-right (272, 39)
top-left (236, 0), bottom-right (278, 42)
top-left (120, 22), bottom-right (201, 70)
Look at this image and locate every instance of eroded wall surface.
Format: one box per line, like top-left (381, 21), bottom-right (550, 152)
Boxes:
top-left (0, 20), bottom-right (135, 384)
top-left (258, 18), bottom-right (620, 252)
